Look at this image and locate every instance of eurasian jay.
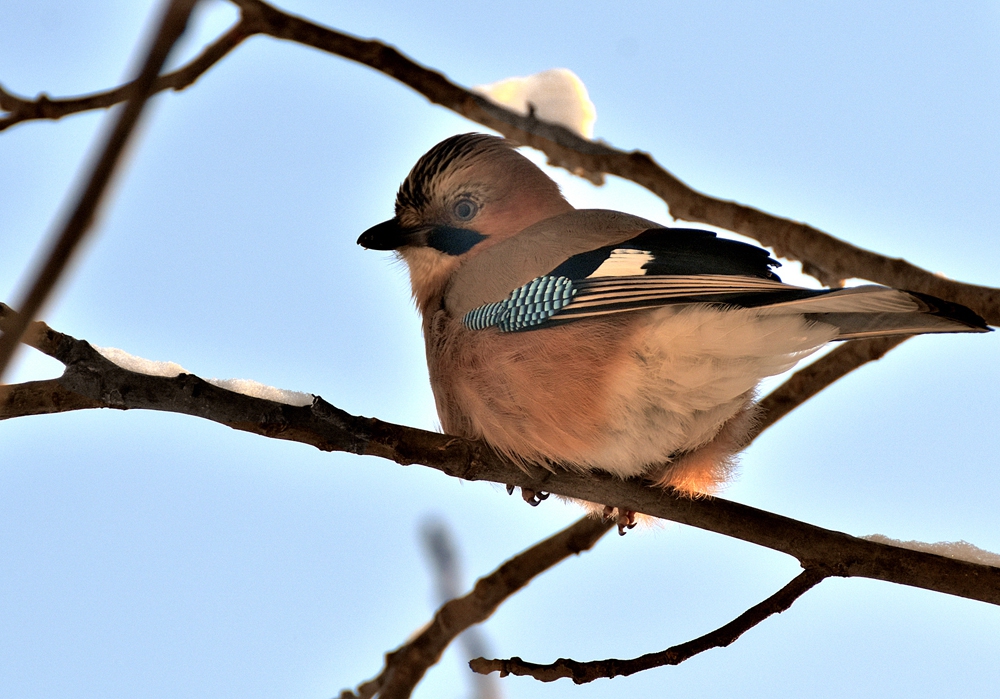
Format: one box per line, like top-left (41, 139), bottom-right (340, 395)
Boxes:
top-left (359, 133), bottom-right (988, 529)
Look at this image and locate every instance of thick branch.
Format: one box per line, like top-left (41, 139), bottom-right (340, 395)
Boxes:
top-left (3, 309), bottom-right (998, 607)
top-left (470, 566), bottom-right (827, 683)
top-left (0, 379), bottom-right (102, 418)
top-left (342, 516), bottom-right (612, 699)
top-left (0, 0), bottom-right (200, 381)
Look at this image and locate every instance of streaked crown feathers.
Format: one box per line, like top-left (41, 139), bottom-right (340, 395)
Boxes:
top-left (394, 133), bottom-right (512, 217)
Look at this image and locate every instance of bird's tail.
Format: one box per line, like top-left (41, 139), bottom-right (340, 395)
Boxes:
top-left (758, 285), bottom-right (990, 339)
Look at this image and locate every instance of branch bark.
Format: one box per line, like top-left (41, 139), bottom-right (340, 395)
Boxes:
top-left (470, 567), bottom-right (827, 684)
top-left (232, 0), bottom-right (1000, 324)
top-left (4, 305), bottom-right (998, 608)
top-left (341, 516), bottom-right (612, 699)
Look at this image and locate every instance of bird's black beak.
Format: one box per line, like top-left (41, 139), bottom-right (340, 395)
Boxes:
top-left (357, 218), bottom-right (412, 250)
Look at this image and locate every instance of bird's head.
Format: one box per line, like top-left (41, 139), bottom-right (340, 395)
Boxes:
top-left (358, 133), bottom-right (572, 312)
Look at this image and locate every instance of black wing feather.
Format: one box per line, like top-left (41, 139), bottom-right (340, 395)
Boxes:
top-left (536, 227), bottom-right (807, 322)
top-left (548, 227), bottom-right (782, 281)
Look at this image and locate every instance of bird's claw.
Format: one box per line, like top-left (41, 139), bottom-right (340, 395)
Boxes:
top-left (520, 488), bottom-right (549, 506)
top-left (602, 505), bottom-right (637, 535)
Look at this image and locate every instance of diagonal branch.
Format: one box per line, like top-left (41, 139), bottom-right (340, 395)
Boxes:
top-left (3, 304), bottom-right (998, 608)
top-left (341, 516), bottom-right (612, 699)
top-left (0, 20), bottom-right (248, 132)
top-left (0, 0), bottom-right (200, 381)
top-left (470, 566), bottom-right (828, 684)
top-left (746, 335), bottom-right (910, 445)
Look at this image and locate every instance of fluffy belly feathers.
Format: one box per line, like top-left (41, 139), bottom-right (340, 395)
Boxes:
top-left (426, 305), bottom-right (836, 492)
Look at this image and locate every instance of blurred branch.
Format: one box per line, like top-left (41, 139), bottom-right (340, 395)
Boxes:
top-left (4, 304), bottom-right (999, 610)
top-left (342, 516), bottom-right (612, 699)
top-left (0, 0), bottom-right (200, 381)
top-left (4, 0), bottom-right (997, 324)
top-left (470, 566), bottom-right (827, 683)
top-left (420, 520), bottom-right (503, 699)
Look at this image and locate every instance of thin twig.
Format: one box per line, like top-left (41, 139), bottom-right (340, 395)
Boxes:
top-left (0, 0), bottom-right (200, 382)
top-left (0, 20), bottom-right (248, 132)
top-left (341, 516), bottom-right (613, 699)
top-left (470, 566), bottom-right (828, 683)
top-left (3, 305), bottom-right (997, 607)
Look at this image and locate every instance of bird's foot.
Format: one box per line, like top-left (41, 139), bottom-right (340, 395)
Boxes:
top-left (522, 488), bottom-right (549, 506)
top-left (602, 505), bottom-right (637, 535)
top-left (507, 485), bottom-right (549, 506)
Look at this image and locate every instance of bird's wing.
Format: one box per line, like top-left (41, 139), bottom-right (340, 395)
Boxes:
top-left (455, 223), bottom-right (990, 336)
top-left (445, 209), bottom-right (662, 317)
top-left (451, 217), bottom-right (791, 325)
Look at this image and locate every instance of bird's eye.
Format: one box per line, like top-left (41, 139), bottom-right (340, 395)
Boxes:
top-left (453, 199), bottom-right (478, 221)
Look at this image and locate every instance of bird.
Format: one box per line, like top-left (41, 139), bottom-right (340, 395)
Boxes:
top-left (358, 133), bottom-right (989, 531)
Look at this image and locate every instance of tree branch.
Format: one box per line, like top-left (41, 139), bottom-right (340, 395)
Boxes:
top-left (229, 0), bottom-right (1000, 324)
top-left (3, 305), bottom-right (998, 608)
top-left (0, 0), bottom-right (200, 381)
top-left (0, 0), bottom-right (1000, 325)
top-left (0, 20), bottom-right (247, 132)
top-left (5, 0), bottom-right (997, 324)
top-left (341, 516), bottom-right (612, 699)
top-left (470, 566), bottom-right (827, 684)
top-left (746, 335), bottom-right (910, 445)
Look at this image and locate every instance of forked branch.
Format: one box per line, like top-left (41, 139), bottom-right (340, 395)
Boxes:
top-left (470, 567), bottom-right (828, 684)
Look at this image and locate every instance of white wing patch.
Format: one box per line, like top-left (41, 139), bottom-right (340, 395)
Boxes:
top-left (587, 248), bottom-right (656, 277)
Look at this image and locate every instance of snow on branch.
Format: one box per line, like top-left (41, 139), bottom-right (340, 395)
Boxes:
top-left (3, 303), bottom-right (999, 610)
top-left (2, 0), bottom-right (997, 324)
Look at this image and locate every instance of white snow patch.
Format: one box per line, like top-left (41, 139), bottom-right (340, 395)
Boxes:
top-left (474, 68), bottom-right (597, 138)
top-left (206, 378), bottom-right (314, 407)
top-left (96, 346), bottom-right (314, 407)
top-left (96, 346), bottom-right (188, 377)
top-left (864, 534), bottom-right (1000, 567)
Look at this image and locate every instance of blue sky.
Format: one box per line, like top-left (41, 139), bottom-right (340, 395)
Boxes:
top-left (2, 1), bottom-right (999, 697)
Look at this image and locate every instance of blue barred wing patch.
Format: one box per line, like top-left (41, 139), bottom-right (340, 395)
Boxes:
top-left (463, 276), bottom-right (577, 332)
